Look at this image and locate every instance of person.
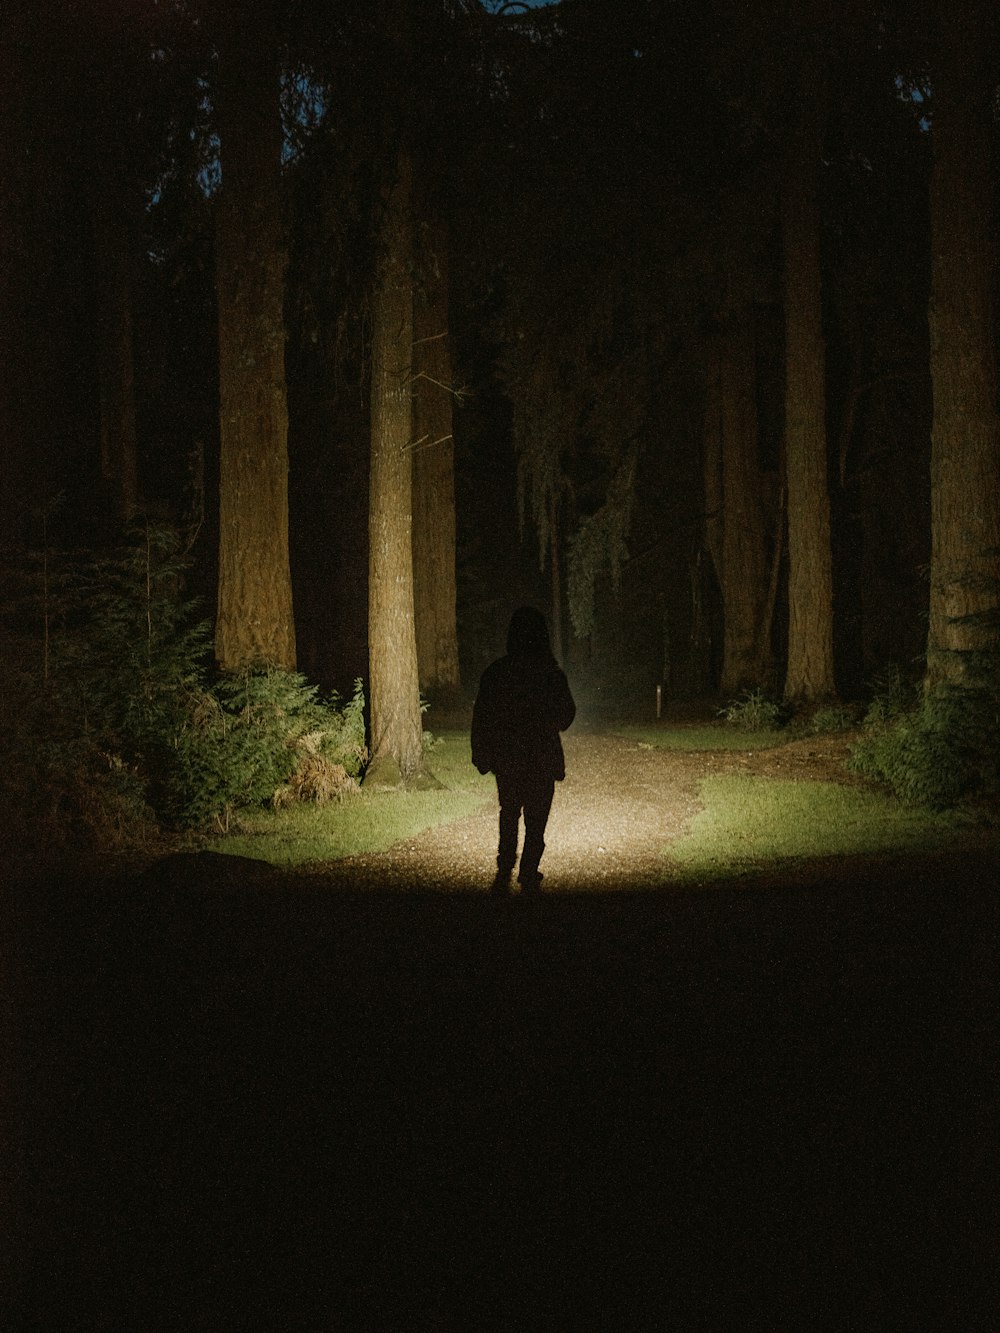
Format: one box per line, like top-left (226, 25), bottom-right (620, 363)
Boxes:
top-left (471, 606), bottom-right (576, 894)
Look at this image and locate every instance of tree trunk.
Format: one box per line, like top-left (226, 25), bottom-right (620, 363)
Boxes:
top-left (214, 25), bottom-right (296, 672)
top-left (411, 204), bottom-right (461, 699)
top-left (705, 320), bottom-right (775, 697)
top-left (702, 336), bottom-right (724, 596)
top-left (367, 151), bottom-right (425, 783)
top-left (781, 108), bottom-right (836, 704)
top-left (926, 6), bottom-right (1000, 690)
top-left (93, 178), bottom-right (140, 526)
top-left (87, 36), bottom-right (141, 531)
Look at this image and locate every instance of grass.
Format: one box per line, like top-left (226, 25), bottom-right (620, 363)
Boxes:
top-left (201, 726), bottom-right (992, 881)
top-left (210, 732), bottom-right (494, 867)
top-left (667, 775), bottom-right (972, 882)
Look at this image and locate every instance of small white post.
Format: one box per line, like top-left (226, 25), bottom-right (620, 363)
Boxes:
top-left (656, 684), bottom-right (662, 719)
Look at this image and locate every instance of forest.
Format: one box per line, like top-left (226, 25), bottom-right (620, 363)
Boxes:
top-left (4, 7), bottom-right (999, 1323)
top-left (2, 0), bottom-right (999, 839)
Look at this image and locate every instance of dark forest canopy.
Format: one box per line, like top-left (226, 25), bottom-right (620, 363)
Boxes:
top-left (2, 0), bottom-right (997, 716)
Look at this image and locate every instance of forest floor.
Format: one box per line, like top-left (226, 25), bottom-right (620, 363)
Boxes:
top-left (5, 726), bottom-right (998, 1329)
top-left (298, 725), bottom-right (879, 893)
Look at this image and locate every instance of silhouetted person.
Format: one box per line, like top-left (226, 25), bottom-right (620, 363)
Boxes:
top-left (471, 606), bottom-right (576, 894)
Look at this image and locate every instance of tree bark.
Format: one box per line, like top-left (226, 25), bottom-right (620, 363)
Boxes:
top-left (412, 204), bottom-right (461, 699)
top-left (93, 176), bottom-right (140, 526)
top-left (702, 335), bottom-right (724, 591)
top-left (705, 320), bottom-right (775, 696)
top-left (367, 150), bottom-right (425, 782)
top-left (781, 107), bottom-right (836, 704)
top-left (214, 23), bottom-right (296, 673)
top-left (926, 5), bottom-right (1000, 689)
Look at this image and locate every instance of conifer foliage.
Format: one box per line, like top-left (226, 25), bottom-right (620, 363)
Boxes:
top-left (0, 525), bottom-right (366, 854)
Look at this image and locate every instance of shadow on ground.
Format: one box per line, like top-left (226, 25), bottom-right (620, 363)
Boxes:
top-left (4, 850), bottom-right (998, 1329)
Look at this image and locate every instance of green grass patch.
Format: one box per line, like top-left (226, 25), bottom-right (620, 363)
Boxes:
top-left (208, 732), bottom-right (493, 867)
top-left (613, 723), bottom-right (787, 752)
top-left (668, 775), bottom-right (969, 881)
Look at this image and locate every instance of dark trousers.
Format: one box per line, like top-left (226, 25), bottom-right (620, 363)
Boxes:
top-left (495, 768), bottom-right (555, 882)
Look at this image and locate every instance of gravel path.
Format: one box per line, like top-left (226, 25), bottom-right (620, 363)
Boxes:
top-left (298, 728), bottom-right (860, 893)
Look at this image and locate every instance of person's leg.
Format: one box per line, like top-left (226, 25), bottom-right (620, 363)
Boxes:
top-left (494, 772), bottom-right (522, 887)
top-left (518, 775), bottom-right (554, 891)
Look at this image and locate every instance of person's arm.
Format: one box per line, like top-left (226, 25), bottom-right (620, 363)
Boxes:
top-left (471, 670), bottom-right (497, 774)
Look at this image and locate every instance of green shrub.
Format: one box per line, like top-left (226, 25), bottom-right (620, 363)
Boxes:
top-left (0, 722), bottom-right (158, 860)
top-left (808, 703), bottom-right (862, 734)
top-left (719, 689), bottom-right (785, 733)
top-left (1, 524), bottom-right (369, 846)
top-left (862, 664), bottom-right (920, 729)
top-left (166, 670), bottom-right (368, 829)
top-left (1, 524), bottom-right (207, 851)
top-left (850, 679), bottom-right (1000, 809)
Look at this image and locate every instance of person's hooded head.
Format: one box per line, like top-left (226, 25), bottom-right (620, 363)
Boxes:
top-left (506, 605), bottom-right (552, 659)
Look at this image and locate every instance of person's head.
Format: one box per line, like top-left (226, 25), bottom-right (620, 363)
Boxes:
top-left (506, 605), bottom-right (552, 658)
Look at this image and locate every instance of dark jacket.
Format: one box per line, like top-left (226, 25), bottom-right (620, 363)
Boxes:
top-left (471, 607), bottom-right (576, 781)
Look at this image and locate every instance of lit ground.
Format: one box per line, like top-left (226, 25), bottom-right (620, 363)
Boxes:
top-left (302, 728), bottom-right (869, 892)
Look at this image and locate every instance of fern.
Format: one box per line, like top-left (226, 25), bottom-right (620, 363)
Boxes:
top-left (850, 674), bottom-right (1000, 808)
top-left (1, 525), bottom-right (368, 845)
top-left (719, 689), bottom-right (785, 733)
top-left (166, 670), bottom-right (368, 828)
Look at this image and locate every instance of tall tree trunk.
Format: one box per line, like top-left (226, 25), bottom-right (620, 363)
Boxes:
top-left (926, 4), bottom-right (1000, 689)
top-left (1, 2), bottom-right (61, 536)
top-left (93, 177), bottom-right (140, 526)
top-left (411, 203), bottom-right (461, 699)
top-left (214, 24), bottom-right (295, 672)
top-left (367, 151), bottom-right (425, 783)
top-left (702, 334), bottom-right (724, 593)
top-left (705, 320), bottom-right (775, 697)
top-left (88, 35), bottom-right (141, 530)
top-left (781, 105), bottom-right (836, 704)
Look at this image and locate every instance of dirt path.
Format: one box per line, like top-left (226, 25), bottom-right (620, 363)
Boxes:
top-left (301, 728), bottom-right (861, 892)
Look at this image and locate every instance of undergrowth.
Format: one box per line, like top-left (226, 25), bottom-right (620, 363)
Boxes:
top-left (165, 670), bottom-right (367, 831)
top-left (0, 523), bottom-right (369, 856)
top-left (718, 689), bottom-right (785, 733)
top-left (214, 732), bottom-right (493, 866)
top-left (849, 664), bottom-right (1000, 809)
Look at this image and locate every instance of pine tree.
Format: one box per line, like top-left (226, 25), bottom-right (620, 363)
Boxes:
top-left (366, 148), bottom-right (425, 784)
top-left (412, 198), bottom-right (461, 700)
top-left (782, 81), bottom-right (837, 704)
top-left (213, 16), bottom-right (296, 672)
top-left (703, 315), bottom-right (777, 697)
top-left (925, 0), bottom-right (1000, 690)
